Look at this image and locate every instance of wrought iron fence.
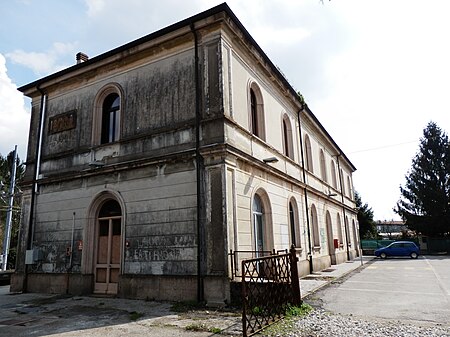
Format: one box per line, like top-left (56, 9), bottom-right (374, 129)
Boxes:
top-left (229, 249), bottom-right (289, 280)
top-left (241, 246), bottom-right (301, 337)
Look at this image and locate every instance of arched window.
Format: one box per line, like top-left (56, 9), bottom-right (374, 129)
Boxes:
top-left (288, 198), bottom-right (300, 247)
top-left (320, 149), bottom-right (327, 182)
top-left (336, 213), bottom-right (343, 247)
top-left (101, 93), bottom-right (120, 144)
top-left (340, 169), bottom-right (346, 196)
top-left (252, 190), bottom-right (273, 257)
top-left (249, 83), bottom-right (265, 140)
top-left (282, 115), bottom-right (294, 160)
top-left (331, 160), bottom-right (337, 189)
top-left (93, 84), bottom-right (123, 146)
top-left (99, 199), bottom-right (122, 217)
top-left (253, 194), bottom-right (265, 255)
top-left (347, 176), bottom-right (353, 199)
top-left (250, 89), bottom-right (258, 136)
top-left (311, 204), bottom-right (320, 248)
top-left (305, 134), bottom-right (313, 172)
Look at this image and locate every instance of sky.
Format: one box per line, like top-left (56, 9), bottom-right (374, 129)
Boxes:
top-left (1, 0), bottom-right (449, 221)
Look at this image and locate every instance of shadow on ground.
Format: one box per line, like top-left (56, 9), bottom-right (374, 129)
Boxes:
top-left (0, 290), bottom-right (242, 337)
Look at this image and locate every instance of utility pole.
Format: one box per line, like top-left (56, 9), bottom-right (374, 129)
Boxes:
top-left (2, 145), bottom-right (17, 271)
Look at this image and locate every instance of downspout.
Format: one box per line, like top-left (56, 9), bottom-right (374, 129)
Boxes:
top-left (66, 212), bottom-right (76, 294)
top-left (24, 86), bottom-right (47, 291)
top-left (190, 22), bottom-right (204, 303)
top-left (297, 108), bottom-right (313, 274)
top-left (336, 155), bottom-right (350, 261)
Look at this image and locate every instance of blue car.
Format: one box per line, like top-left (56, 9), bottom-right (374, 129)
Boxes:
top-left (375, 241), bottom-right (420, 259)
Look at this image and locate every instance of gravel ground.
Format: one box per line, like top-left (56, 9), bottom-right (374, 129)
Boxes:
top-left (259, 309), bottom-right (450, 337)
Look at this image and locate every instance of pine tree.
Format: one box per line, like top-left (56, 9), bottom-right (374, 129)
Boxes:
top-left (396, 122), bottom-right (450, 237)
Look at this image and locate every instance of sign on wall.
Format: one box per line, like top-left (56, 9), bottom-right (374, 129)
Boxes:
top-left (49, 110), bottom-right (77, 134)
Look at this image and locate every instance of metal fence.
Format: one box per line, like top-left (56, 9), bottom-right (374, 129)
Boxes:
top-left (426, 237), bottom-right (450, 253)
top-left (361, 239), bottom-right (419, 251)
top-left (229, 249), bottom-right (286, 280)
top-left (241, 246), bottom-right (301, 337)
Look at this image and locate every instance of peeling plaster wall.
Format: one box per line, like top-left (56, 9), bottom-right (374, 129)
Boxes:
top-left (31, 161), bottom-right (197, 276)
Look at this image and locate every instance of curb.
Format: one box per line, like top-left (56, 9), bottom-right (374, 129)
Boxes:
top-left (301, 257), bottom-right (373, 299)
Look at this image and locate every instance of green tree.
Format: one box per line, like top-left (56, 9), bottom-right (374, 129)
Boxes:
top-left (0, 151), bottom-right (25, 269)
top-left (355, 191), bottom-right (377, 239)
top-left (396, 122), bottom-right (450, 237)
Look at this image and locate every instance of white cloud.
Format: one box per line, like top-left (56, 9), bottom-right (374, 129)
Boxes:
top-left (3, 0), bottom-right (449, 220)
top-left (0, 54), bottom-right (30, 159)
top-left (6, 42), bottom-right (76, 77)
top-left (84, 0), bottom-right (106, 17)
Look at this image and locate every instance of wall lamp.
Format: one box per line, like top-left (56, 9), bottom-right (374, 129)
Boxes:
top-left (263, 157), bottom-right (278, 163)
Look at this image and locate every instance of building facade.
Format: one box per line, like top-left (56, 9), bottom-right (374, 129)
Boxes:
top-left (12, 4), bottom-right (359, 305)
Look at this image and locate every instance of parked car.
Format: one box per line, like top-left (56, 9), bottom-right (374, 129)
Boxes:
top-left (375, 241), bottom-right (420, 259)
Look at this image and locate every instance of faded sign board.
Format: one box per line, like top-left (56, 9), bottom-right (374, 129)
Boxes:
top-left (49, 110), bottom-right (77, 134)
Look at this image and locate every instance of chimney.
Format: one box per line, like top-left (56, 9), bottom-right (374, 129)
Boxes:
top-left (76, 52), bottom-right (89, 64)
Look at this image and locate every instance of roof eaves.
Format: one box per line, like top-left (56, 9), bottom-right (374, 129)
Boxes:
top-left (18, 2), bottom-right (355, 171)
top-left (304, 104), bottom-right (356, 171)
top-left (18, 2), bottom-right (231, 93)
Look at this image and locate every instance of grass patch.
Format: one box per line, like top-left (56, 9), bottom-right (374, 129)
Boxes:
top-left (259, 303), bottom-right (314, 336)
top-left (185, 323), bottom-right (208, 331)
top-left (209, 326), bottom-right (222, 334)
top-left (129, 311), bottom-right (144, 321)
top-left (185, 323), bottom-right (222, 334)
top-left (285, 303), bottom-right (313, 317)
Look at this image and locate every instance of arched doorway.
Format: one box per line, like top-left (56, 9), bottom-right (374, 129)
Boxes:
top-left (326, 211), bottom-right (336, 265)
top-left (311, 204), bottom-right (320, 249)
top-left (94, 199), bottom-right (122, 294)
top-left (352, 220), bottom-right (359, 257)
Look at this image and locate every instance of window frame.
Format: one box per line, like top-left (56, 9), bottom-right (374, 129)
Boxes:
top-left (288, 198), bottom-right (301, 248)
top-left (93, 83), bottom-right (123, 146)
top-left (282, 114), bottom-right (294, 160)
top-left (320, 149), bottom-right (327, 182)
top-left (331, 160), bottom-right (337, 189)
top-left (311, 204), bottom-right (320, 248)
top-left (101, 93), bottom-right (120, 144)
top-left (304, 134), bottom-right (313, 172)
top-left (248, 82), bottom-right (266, 140)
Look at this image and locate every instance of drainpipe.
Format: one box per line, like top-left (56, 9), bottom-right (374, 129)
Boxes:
top-left (336, 155), bottom-right (351, 261)
top-left (190, 22), bottom-right (205, 303)
top-left (66, 212), bottom-right (76, 294)
top-left (24, 86), bottom-right (47, 291)
top-left (297, 108), bottom-right (313, 274)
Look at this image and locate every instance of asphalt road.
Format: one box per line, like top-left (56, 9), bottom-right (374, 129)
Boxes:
top-left (315, 255), bottom-right (450, 324)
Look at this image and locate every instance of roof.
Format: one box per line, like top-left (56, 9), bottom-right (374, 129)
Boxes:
top-left (18, 2), bottom-right (356, 170)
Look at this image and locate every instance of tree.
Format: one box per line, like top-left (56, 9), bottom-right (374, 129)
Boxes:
top-left (0, 151), bottom-right (24, 269)
top-left (355, 191), bottom-right (377, 239)
top-left (396, 122), bottom-right (450, 237)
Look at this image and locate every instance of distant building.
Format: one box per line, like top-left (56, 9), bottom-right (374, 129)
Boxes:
top-left (376, 220), bottom-right (408, 239)
top-left (12, 4), bottom-right (358, 305)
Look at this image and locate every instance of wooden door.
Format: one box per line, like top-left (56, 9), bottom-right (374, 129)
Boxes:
top-left (94, 216), bottom-right (121, 294)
